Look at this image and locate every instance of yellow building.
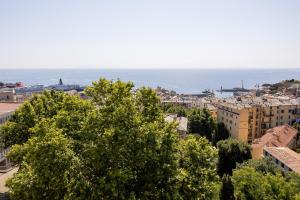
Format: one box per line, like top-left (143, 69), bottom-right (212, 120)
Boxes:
top-left (216, 96), bottom-right (300, 143)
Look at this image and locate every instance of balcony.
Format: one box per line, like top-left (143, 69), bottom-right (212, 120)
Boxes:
top-left (265, 113), bottom-right (274, 117)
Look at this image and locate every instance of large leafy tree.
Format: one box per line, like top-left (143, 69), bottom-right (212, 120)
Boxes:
top-left (237, 157), bottom-right (281, 175)
top-left (165, 104), bottom-right (187, 117)
top-left (232, 167), bottom-right (300, 200)
top-left (177, 135), bottom-right (218, 199)
top-left (4, 78), bottom-right (219, 200)
top-left (7, 122), bottom-right (79, 200)
top-left (0, 90), bottom-right (92, 148)
top-left (188, 108), bottom-right (216, 141)
top-left (212, 122), bottom-right (230, 146)
top-left (217, 138), bottom-right (252, 176)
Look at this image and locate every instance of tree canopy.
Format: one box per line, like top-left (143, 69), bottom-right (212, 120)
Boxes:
top-left (232, 167), bottom-right (300, 200)
top-left (217, 138), bottom-right (252, 176)
top-left (2, 78), bottom-right (219, 200)
top-left (187, 108), bottom-right (216, 141)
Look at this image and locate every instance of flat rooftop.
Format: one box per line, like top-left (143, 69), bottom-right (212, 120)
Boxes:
top-left (264, 147), bottom-right (300, 174)
top-left (0, 103), bottom-right (21, 115)
top-left (217, 96), bottom-right (299, 110)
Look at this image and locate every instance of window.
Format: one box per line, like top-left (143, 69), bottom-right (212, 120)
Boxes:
top-left (281, 110), bottom-right (284, 113)
top-left (281, 163), bottom-right (284, 168)
top-left (276, 159), bottom-right (279, 164)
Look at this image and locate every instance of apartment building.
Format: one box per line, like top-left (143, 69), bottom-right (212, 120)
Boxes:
top-left (251, 125), bottom-right (297, 159)
top-left (263, 147), bottom-right (300, 174)
top-left (216, 96), bottom-right (300, 143)
top-left (0, 88), bottom-right (16, 102)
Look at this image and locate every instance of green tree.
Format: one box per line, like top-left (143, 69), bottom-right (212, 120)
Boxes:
top-left (212, 122), bottom-right (230, 146)
top-left (232, 167), bottom-right (300, 200)
top-left (6, 121), bottom-right (79, 200)
top-left (237, 157), bottom-right (281, 175)
top-left (217, 138), bottom-right (252, 176)
top-left (166, 105), bottom-right (187, 117)
top-left (0, 90), bottom-right (92, 151)
top-left (5, 78), bottom-right (219, 200)
top-left (188, 108), bottom-right (215, 141)
top-left (177, 135), bottom-right (218, 199)
top-left (220, 174), bottom-right (235, 200)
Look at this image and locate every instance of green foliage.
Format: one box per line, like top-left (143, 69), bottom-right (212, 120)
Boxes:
top-left (0, 90), bottom-right (92, 148)
top-left (212, 122), bottom-right (230, 146)
top-left (220, 174), bottom-right (235, 200)
top-left (7, 123), bottom-right (79, 200)
top-left (217, 138), bottom-right (252, 176)
top-left (232, 167), bottom-right (300, 200)
top-left (165, 104), bottom-right (187, 117)
top-left (177, 135), bottom-right (218, 199)
top-left (188, 108), bottom-right (216, 141)
top-left (292, 122), bottom-right (300, 153)
top-left (237, 157), bottom-right (281, 175)
top-left (4, 78), bottom-right (219, 200)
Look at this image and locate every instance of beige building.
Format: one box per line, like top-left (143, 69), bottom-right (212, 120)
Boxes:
top-left (165, 114), bottom-right (188, 138)
top-left (0, 88), bottom-right (16, 102)
top-left (216, 96), bottom-right (300, 143)
top-left (251, 125), bottom-right (297, 159)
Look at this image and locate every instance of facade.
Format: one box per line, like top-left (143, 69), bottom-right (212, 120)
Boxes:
top-left (251, 125), bottom-right (297, 159)
top-left (0, 88), bottom-right (16, 103)
top-left (0, 103), bottom-right (21, 125)
top-left (165, 114), bottom-right (188, 138)
top-left (216, 96), bottom-right (300, 143)
top-left (198, 98), bottom-right (218, 119)
top-left (263, 147), bottom-right (300, 174)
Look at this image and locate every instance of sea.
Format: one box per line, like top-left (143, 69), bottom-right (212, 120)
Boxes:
top-left (0, 69), bottom-right (300, 96)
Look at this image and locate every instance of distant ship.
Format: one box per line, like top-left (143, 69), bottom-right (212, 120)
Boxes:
top-left (47, 78), bottom-right (84, 91)
top-left (216, 80), bottom-right (250, 93)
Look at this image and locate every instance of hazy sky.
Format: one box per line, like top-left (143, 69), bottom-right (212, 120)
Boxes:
top-left (0, 0), bottom-right (299, 69)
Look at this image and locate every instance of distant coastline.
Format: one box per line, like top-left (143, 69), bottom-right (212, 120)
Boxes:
top-left (0, 69), bottom-right (300, 95)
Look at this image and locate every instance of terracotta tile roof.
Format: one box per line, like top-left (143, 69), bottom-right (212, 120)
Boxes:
top-left (264, 147), bottom-right (300, 174)
top-left (252, 125), bottom-right (297, 148)
top-left (0, 103), bottom-right (21, 115)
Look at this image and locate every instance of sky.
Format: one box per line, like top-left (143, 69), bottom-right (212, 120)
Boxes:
top-left (0, 0), bottom-right (299, 69)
